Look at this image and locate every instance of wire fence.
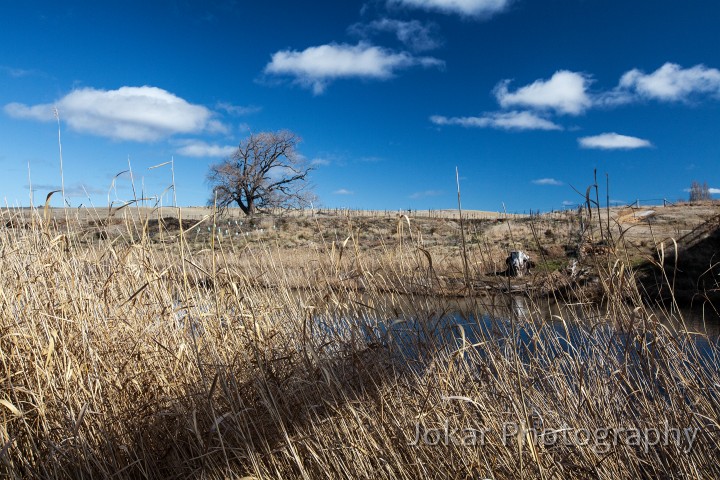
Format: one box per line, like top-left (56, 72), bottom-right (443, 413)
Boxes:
top-left (163, 207), bottom-right (530, 222)
top-left (14, 197), bottom-right (701, 224)
top-left (560, 198), bottom-right (681, 210)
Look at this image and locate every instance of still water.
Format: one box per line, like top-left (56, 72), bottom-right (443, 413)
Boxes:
top-left (312, 294), bottom-right (719, 362)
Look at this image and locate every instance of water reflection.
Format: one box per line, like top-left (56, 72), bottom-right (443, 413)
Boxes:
top-left (313, 293), bottom-right (719, 363)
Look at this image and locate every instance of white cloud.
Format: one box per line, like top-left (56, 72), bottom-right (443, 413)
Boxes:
top-left (311, 158), bottom-right (331, 166)
top-left (389, 0), bottom-right (510, 17)
top-left (532, 178), bottom-right (563, 186)
top-left (31, 182), bottom-right (104, 197)
top-left (264, 42), bottom-right (443, 94)
top-left (430, 111), bottom-right (562, 130)
top-left (349, 19), bottom-right (442, 52)
top-left (682, 187), bottom-right (720, 194)
top-left (175, 140), bottom-right (236, 158)
top-left (409, 189), bottom-right (444, 199)
top-left (1, 66), bottom-right (41, 78)
top-left (618, 63), bottom-right (720, 102)
top-left (266, 165), bottom-right (299, 182)
top-left (216, 102), bottom-right (262, 116)
top-left (5, 86), bottom-right (221, 141)
top-left (578, 133), bottom-right (652, 150)
top-left (333, 188), bottom-right (354, 195)
top-left (495, 71), bottom-right (592, 115)
top-left (429, 63), bottom-right (720, 137)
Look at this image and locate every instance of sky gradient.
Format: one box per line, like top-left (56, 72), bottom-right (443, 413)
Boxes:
top-left (2, 0), bottom-right (719, 212)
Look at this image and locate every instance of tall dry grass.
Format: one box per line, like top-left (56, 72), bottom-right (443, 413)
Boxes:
top-left (1, 206), bottom-right (719, 479)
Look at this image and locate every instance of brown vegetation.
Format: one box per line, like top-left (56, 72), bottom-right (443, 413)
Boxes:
top-left (1, 203), bottom-right (719, 478)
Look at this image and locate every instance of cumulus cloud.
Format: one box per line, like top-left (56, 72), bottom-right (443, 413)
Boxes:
top-left (532, 178), bottom-right (563, 186)
top-left (5, 86), bottom-right (222, 141)
top-left (388, 0), bottom-right (511, 17)
top-left (432, 62), bottom-right (720, 138)
top-left (495, 71), bottom-right (593, 115)
top-left (348, 19), bottom-right (442, 52)
top-left (617, 63), bottom-right (720, 102)
top-left (578, 133), bottom-right (652, 150)
top-left (175, 140), bottom-right (236, 158)
top-left (430, 111), bottom-right (562, 130)
top-left (264, 42), bottom-right (443, 94)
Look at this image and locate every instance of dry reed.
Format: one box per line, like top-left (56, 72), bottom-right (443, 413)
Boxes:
top-left (0, 205), bottom-right (718, 479)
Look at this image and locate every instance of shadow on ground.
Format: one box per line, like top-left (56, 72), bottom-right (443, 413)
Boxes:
top-left (638, 214), bottom-right (720, 310)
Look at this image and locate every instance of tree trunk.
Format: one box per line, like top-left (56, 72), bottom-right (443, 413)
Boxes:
top-left (237, 199), bottom-right (249, 215)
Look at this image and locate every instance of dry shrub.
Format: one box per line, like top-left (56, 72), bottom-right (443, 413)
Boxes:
top-left (0, 208), bottom-right (719, 479)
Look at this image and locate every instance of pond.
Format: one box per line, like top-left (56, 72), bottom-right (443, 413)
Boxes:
top-left (312, 293), bottom-right (720, 365)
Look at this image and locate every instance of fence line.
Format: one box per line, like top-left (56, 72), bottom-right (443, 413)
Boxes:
top-left (163, 208), bottom-right (530, 221)
top-left (15, 199), bottom-right (694, 223)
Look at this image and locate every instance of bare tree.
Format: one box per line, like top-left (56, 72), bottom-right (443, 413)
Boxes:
top-left (207, 130), bottom-right (315, 215)
top-left (688, 180), bottom-right (711, 202)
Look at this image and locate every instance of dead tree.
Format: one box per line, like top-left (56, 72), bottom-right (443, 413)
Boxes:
top-left (207, 130), bottom-right (315, 215)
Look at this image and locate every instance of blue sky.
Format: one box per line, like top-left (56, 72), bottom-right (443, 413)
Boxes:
top-left (2, 0), bottom-right (719, 212)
